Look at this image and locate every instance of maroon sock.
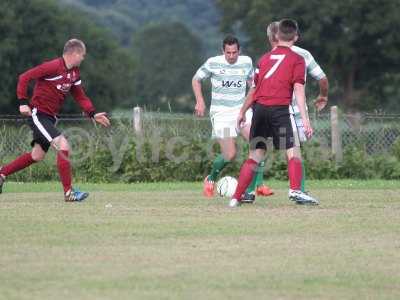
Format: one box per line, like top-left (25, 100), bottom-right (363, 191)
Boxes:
top-left (288, 158), bottom-right (302, 190)
top-left (0, 153), bottom-right (36, 176)
top-left (57, 150), bottom-right (72, 193)
top-left (232, 159), bottom-right (258, 200)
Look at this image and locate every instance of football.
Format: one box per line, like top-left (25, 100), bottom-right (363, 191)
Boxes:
top-left (216, 176), bottom-right (238, 198)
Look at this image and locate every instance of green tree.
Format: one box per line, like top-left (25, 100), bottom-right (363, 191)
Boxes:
top-left (59, 0), bottom-right (222, 55)
top-left (133, 22), bottom-right (203, 112)
top-left (0, 0), bottom-right (136, 114)
top-left (216, 0), bottom-right (400, 112)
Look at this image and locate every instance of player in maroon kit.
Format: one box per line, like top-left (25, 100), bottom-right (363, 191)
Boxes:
top-left (0, 39), bottom-right (110, 201)
top-left (229, 19), bottom-right (319, 207)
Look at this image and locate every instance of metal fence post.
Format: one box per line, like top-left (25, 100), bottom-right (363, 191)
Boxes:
top-left (331, 106), bottom-right (342, 162)
top-left (133, 106), bottom-right (143, 135)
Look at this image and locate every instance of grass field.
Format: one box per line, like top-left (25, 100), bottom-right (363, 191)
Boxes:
top-left (1, 180), bottom-right (399, 300)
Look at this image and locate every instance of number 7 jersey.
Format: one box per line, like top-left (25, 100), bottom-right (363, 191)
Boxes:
top-left (253, 45), bottom-right (306, 106)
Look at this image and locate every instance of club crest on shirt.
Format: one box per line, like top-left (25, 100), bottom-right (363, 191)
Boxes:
top-left (66, 70), bottom-right (78, 82)
top-left (220, 69), bottom-right (246, 76)
top-left (57, 83), bottom-right (72, 93)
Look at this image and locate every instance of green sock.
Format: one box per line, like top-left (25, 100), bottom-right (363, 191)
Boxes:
top-left (301, 160), bottom-right (306, 192)
top-left (255, 161), bottom-right (265, 187)
top-left (209, 154), bottom-right (230, 181)
top-left (246, 161), bottom-right (265, 194)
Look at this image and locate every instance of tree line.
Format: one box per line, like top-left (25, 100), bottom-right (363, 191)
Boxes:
top-left (0, 0), bottom-right (203, 114)
top-left (216, 0), bottom-right (400, 112)
top-left (58, 0), bottom-right (222, 52)
top-left (1, 0), bottom-right (399, 114)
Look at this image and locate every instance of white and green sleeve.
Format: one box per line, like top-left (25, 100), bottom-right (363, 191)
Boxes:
top-left (306, 52), bottom-right (326, 81)
top-left (194, 58), bottom-right (212, 81)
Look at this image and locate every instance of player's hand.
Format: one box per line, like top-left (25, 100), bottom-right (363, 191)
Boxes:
top-left (194, 101), bottom-right (206, 117)
top-left (19, 105), bottom-right (32, 116)
top-left (94, 112), bottom-right (110, 127)
top-left (313, 95), bottom-right (328, 112)
top-left (237, 111), bottom-right (246, 129)
top-left (303, 119), bottom-right (313, 139)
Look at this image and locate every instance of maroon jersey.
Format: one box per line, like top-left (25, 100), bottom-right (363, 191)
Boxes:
top-left (253, 46), bottom-right (305, 106)
top-left (17, 57), bottom-right (95, 117)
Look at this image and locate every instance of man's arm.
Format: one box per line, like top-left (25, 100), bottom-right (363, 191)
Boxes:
top-left (70, 82), bottom-right (95, 117)
top-left (192, 59), bottom-right (212, 117)
top-left (237, 63), bottom-right (258, 127)
top-left (292, 55), bottom-right (313, 137)
top-left (17, 60), bottom-right (58, 116)
top-left (70, 83), bottom-right (110, 127)
top-left (17, 61), bottom-right (55, 101)
top-left (192, 76), bottom-right (206, 117)
top-left (314, 77), bottom-right (329, 111)
top-left (241, 87), bottom-right (255, 115)
top-left (237, 87), bottom-right (255, 128)
top-left (306, 52), bottom-right (329, 111)
top-left (294, 83), bottom-right (312, 138)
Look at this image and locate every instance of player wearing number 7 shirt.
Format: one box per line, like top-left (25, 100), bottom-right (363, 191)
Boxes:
top-left (267, 21), bottom-right (329, 194)
top-left (229, 19), bottom-right (319, 207)
top-left (0, 39), bottom-right (110, 201)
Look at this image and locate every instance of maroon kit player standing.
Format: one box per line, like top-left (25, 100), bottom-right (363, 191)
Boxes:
top-left (0, 39), bottom-right (110, 201)
top-left (229, 19), bottom-right (319, 207)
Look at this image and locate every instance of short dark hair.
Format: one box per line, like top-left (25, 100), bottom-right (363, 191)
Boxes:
top-left (278, 19), bottom-right (299, 42)
top-left (63, 39), bottom-right (86, 54)
top-left (222, 35), bottom-right (240, 50)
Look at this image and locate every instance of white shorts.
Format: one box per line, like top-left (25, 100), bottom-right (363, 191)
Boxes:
top-left (290, 113), bottom-right (307, 146)
top-left (211, 109), bottom-right (253, 139)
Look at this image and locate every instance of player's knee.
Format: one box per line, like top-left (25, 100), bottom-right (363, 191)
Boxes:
top-left (292, 147), bottom-right (302, 159)
top-left (286, 147), bottom-right (302, 161)
top-left (59, 143), bottom-right (70, 152)
top-left (53, 135), bottom-right (70, 151)
top-left (249, 149), bottom-right (265, 163)
top-left (31, 151), bottom-right (45, 162)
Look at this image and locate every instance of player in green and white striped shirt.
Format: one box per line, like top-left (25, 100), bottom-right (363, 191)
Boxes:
top-left (267, 21), bottom-right (329, 193)
top-left (192, 35), bottom-right (273, 199)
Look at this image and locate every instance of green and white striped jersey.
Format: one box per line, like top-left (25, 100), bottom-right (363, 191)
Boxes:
top-left (290, 45), bottom-right (326, 115)
top-left (194, 55), bottom-right (253, 116)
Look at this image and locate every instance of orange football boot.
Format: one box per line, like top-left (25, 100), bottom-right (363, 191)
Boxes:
top-left (256, 185), bottom-right (274, 196)
top-left (203, 175), bottom-right (215, 198)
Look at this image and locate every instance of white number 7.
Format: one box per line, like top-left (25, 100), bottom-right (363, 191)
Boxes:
top-left (264, 54), bottom-right (286, 79)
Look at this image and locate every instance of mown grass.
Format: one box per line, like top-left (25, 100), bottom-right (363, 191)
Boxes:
top-left (0, 181), bottom-right (399, 300)
top-left (2, 179), bottom-right (400, 193)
